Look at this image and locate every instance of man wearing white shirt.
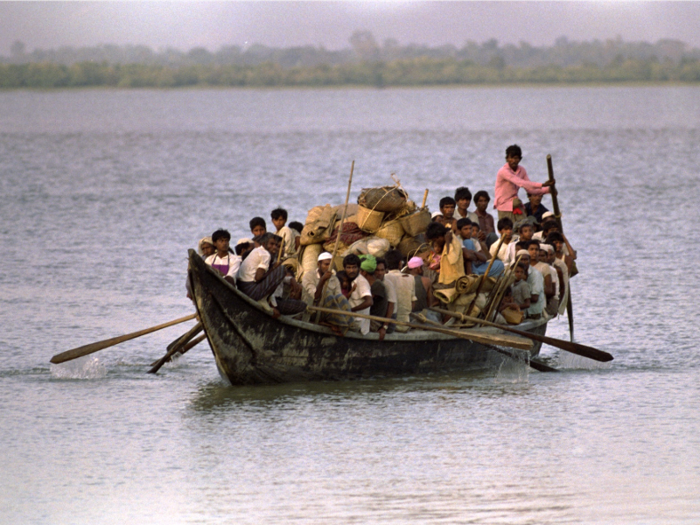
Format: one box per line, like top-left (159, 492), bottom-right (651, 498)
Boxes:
top-left (237, 232), bottom-right (306, 317)
top-left (343, 254), bottom-right (373, 335)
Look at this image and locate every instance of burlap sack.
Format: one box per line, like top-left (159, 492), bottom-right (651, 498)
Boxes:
top-left (300, 205), bottom-right (337, 246)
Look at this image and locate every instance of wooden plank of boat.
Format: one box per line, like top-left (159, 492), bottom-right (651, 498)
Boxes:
top-left (187, 249), bottom-right (548, 385)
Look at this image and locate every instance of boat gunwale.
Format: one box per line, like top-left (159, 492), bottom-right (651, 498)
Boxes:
top-left (188, 249), bottom-right (547, 343)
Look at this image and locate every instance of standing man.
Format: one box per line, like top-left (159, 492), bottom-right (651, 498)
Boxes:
top-left (494, 144), bottom-right (555, 224)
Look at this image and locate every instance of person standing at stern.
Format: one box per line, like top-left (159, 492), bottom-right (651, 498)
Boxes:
top-left (494, 144), bottom-right (555, 224)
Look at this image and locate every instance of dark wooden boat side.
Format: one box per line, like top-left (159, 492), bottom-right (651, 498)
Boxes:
top-left (188, 249), bottom-right (547, 385)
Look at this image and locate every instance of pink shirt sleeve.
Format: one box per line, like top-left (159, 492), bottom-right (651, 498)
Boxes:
top-left (494, 164), bottom-right (549, 211)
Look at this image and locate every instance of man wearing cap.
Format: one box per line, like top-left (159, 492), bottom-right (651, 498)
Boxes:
top-left (301, 252), bottom-right (342, 306)
top-left (343, 253), bottom-right (373, 335)
top-left (406, 257), bottom-right (432, 311)
top-left (301, 251), bottom-right (352, 332)
top-left (359, 255), bottom-right (390, 340)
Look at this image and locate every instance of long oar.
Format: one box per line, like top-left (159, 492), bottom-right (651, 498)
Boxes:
top-left (410, 312), bottom-right (557, 372)
top-left (308, 306), bottom-right (533, 351)
top-left (50, 313), bottom-right (197, 364)
top-left (547, 154), bottom-right (574, 341)
top-left (314, 160), bottom-right (354, 323)
top-left (430, 307), bottom-right (613, 362)
top-left (148, 322), bottom-right (203, 374)
top-left (150, 322), bottom-right (203, 366)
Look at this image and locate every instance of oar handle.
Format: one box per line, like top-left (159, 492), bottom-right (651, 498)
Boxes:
top-left (50, 313), bottom-right (197, 364)
top-left (308, 306), bottom-right (532, 350)
top-left (421, 189), bottom-right (429, 209)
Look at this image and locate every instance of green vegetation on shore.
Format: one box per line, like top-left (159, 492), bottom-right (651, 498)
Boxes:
top-left (2, 57), bottom-right (700, 89)
top-left (2, 34), bottom-right (699, 88)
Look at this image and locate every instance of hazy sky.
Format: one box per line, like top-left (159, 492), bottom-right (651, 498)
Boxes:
top-left (1, 1), bottom-right (699, 55)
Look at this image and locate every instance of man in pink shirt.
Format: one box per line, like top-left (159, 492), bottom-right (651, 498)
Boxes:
top-left (494, 144), bottom-right (555, 223)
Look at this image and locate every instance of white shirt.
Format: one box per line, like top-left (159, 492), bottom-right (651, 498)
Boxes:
top-left (348, 273), bottom-right (372, 335)
top-left (237, 246), bottom-right (271, 283)
top-left (525, 266), bottom-right (545, 316)
top-left (204, 253), bottom-right (242, 281)
top-left (386, 270), bottom-right (417, 324)
top-left (276, 225), bottom-right (299, 259)
top-left (301, 268), bottom-right (341, 305)
top-left (490, 236), bottom-right (517, 266)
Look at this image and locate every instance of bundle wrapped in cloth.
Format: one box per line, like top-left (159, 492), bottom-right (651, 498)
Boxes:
top-left (300, 205), bottom-right (337, 246)
top-left (358, 186), bottom-right (408, 213)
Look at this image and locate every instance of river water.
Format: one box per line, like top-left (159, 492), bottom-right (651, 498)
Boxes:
top-left (1, 86), bottom-right (699, 524)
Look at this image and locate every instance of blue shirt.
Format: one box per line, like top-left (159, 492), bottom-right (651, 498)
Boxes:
top-left (462, 238), bottom-right (504, 277)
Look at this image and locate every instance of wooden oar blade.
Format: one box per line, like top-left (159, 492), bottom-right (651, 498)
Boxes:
top-left (429, 307), bottom-right (613, 363)
top-left (50, 313), bottom-right (197, 364)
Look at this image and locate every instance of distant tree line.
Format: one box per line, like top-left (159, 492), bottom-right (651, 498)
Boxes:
top-left (2, 33), bottom-right (700, 88)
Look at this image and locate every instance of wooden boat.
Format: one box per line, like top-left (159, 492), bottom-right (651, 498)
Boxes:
top-left (187, 249), bottom-right (548, 385)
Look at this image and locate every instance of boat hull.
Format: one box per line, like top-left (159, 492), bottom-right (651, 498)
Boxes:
top-left (188, 250), bottom-right (546, 385)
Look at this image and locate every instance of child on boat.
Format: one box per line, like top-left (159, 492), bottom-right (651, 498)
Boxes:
top-left (249, 217), bottom-right (267, 238)
top-left (271, 208), bottom-right (300, 260)
top-left (511, 262), bottom-right (531, 312)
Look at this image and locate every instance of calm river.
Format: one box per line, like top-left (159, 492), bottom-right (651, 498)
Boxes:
top-left (1, 86), bottom-right (699, 524)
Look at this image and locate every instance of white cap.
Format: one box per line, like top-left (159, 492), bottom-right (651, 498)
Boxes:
top-left (318, 252), bottom-right (333, 262)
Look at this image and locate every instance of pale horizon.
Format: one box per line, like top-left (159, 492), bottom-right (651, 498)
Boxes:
top-left (1, 1), bottom-right (699, 55)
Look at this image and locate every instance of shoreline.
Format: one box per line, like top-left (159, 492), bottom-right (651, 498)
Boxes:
top-left (1, 80), bottom-right (699, 93)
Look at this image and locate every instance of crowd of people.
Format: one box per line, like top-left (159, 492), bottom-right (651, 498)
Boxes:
top-left (190, 144), bottom-right (576, 337)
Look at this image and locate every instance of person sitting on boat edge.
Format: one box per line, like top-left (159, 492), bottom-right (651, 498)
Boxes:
top-left (359, 255), bottom-right (390, 340)
top-left (343, 253), bottom-right (373, 335)
top-left (494, 144), bottom-right (555, 223)
top-left (205, 229), bottom-right (241, 285)
top-left (383, 249), bottom-right (416, 333)
top-left (198, 236), bottom-right (215, 258)
top-left (237, 232), bottom-right (306, 318)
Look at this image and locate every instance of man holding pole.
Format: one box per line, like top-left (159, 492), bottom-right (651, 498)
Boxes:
top-left (494, 144), bottom-right (555, 223)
